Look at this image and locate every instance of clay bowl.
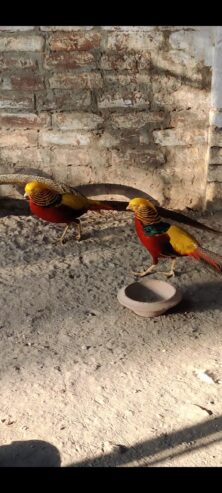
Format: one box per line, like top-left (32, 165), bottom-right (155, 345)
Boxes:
top-left (117, 278), bottom-right (182, 317)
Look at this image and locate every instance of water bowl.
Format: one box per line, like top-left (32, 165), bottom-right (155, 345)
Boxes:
top-left (117, 278), bottom-right (182, 317)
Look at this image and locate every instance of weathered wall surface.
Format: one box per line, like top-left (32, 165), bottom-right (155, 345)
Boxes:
top-left (0, 26), bottom-right (219, 209)
top-left (206, 26), bottom-right (222, 210)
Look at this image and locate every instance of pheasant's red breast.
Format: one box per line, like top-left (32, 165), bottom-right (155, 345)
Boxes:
top-left (135, 217), bottom-right (176, 261)
top-left (29, 199), bottom-right (85, 224)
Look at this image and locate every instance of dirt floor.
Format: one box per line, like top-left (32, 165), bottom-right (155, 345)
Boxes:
top-left (0, 205), bottom-right (222, 467)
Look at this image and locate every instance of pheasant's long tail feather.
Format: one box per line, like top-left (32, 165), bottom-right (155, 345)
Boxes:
top-left (0, 173), bottom-right (75, 194)
top-left (158, 207), bottom-right (222, 235)
top-left (192, 247), bottom-right (222, 273)
top-left (88, 199), bottom-right (129, 212)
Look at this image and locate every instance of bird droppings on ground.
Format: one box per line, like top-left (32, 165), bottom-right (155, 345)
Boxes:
top-left (0, 208), bottom-right (222, 466)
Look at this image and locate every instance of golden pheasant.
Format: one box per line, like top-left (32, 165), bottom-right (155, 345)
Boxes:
top-left (0, 174), bottom-right (128, 243)
top-left (127, 197), bottom-right (222, 277)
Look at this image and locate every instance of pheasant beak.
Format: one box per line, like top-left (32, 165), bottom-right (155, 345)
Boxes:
top-left (24, 192), bottom-right (29, 200)
top-left (126, 204), bottom-right (132, 211)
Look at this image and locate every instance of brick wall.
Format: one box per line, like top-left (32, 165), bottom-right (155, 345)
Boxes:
top-left (0, 26), bottom-right (218, 209)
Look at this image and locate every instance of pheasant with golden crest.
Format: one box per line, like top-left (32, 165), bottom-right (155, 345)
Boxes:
top-left (0, 174), bottom-right (129, 243)
top-left (127, 197), bottom-right (222, 277)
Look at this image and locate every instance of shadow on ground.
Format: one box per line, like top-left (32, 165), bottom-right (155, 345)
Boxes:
top-left (0, 440), bottom-right (61, 467)
top-left (0, 198), bottom-right (30, 217)
top-left (170, 281), bottom-right (222, 314)
top-left (67, 415), bottom-right (222, 467)
top-left (0, 417), bottom-right (221, 467)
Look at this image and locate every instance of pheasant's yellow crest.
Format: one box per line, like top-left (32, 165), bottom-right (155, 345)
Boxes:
top-left (127, 197), bottom-right (157, 212)
top-left (25, 181), bottom-right (49, 194)
top-left (127, 197), bottom-right (161, 225)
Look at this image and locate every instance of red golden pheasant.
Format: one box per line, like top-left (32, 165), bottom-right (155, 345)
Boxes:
top-left (0, 174), bottom-right (222, 243)
top-left (0, 174), bottom-right (128, 243)
top-left (127, 197), bottom-right (222, 277)
top-left (23, 180), bottom-right (119, 242)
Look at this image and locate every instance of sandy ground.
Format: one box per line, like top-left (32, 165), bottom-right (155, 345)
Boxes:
top-left (0, 205), bottom-right (222, 467)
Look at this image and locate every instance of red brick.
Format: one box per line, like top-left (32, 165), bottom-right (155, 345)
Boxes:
top-left (98, 73), bottom-right (152, 109)
top-left (110, 112), bottom-right (165, 128)
top-left (101, 74), bottom-right (152, 108)
top-left (100, 52), bottom-right (151, 71)
top-left (153, 127), bottom-right (207, 146)
top-left (48, 32), bottom-right (101, 51)
top-left (52, 112), bottom-right (103, 130)
top-left (98, 131), bottom-right (120, 148)
top-left (2, 73), bottom-right (44, 91)
top-left (0, 35), bottom-right (44, 51)
top-left (208, 165), bottom-right (222, 182)
top-left (210, 129), bottom-right (222, 147)
top-left (151, 51), bottom-right (200, 82)
top-left (206, 183), bottom-right (222, 206)
top-left (0, 112), bottom-right (50, 129)
top-left (106, 129), bottom-right (138, 148)
top-left (152, 74), bottom-right (182, 97)
top-left (36, 90), bottom-right (91, 111)
top-left (49, 147), bottom-right (101, 165)
top-left (0, 54), bottom-right (38, 70)
top-left (98, 92), bottom-right (150, 109)
top-left (151, 83), bottom-right (210, 112)
top-left (44, 52), bottom-right (96, 70)
top-left (49, 72), bottom-right (102, 89)
top-left (100, 26), bottom-right (155, 31)
top-left (0, 26), bottom-right (35, 31)
top-left (40, 26), bottom-right (93, 31)
top-left (209, 147), bottom-right (222, 165)
top-left (170, 109), bottom-right (208, 127)
top-left (105, 32), bottom-right (163, 51)
top-left (39, 130), bottom-right (94, 146)
top-left (110, 148), bottom-right (165, 168)
top-left (0, 130), bottom-right (37, 147)
top-left (0, 147), bottom-right (50, 164)
top-left (104, 73), bottom-right (152, 88)
top-left (0, 92), bottom-right (34, 110)
top-left (100, 53), bottom-right (137, 71)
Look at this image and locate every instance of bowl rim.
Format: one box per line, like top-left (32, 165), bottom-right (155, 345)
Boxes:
top-left (117, 279), bottom-right (181, 310)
